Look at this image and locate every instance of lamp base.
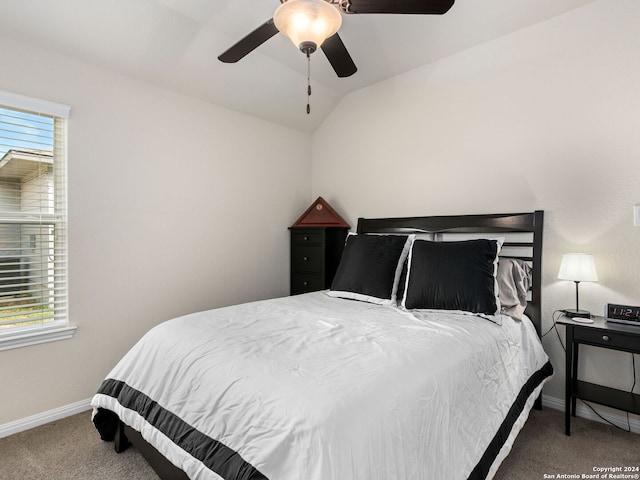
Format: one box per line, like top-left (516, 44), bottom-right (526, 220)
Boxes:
top-left (564, 309), bottom-right (591, 319)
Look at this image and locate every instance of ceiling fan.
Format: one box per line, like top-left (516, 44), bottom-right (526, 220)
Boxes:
top-left (218, 0), bottom-right (456, 78)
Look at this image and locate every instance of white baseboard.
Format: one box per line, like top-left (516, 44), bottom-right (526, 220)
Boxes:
top-left (0, 398), bottom-right (92, 439)
top-left (542, 394), bottom-right (640, 434)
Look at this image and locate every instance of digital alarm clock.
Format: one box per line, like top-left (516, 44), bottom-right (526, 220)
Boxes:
top-left (605, 303), bottom-right (640, 326)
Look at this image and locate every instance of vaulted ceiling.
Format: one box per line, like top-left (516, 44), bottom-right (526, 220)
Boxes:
top-left (0, 0), bottom-right (598, 132)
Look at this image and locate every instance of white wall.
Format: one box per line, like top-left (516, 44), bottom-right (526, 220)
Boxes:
top-left (312, 0), bottom-right (640, 417)
top-left (2, 0), bottom-right (638, 429)
top-left (0, 36), bottom-right (312, 424)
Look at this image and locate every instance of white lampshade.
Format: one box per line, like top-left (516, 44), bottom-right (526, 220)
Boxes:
top-left (557, 253), bottom-right (598, 282)
top-left (274, 0), bottom-right (342, 53)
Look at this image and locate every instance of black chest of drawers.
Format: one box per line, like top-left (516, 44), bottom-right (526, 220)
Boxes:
top-left (290, 227), bottom-right (348, 295)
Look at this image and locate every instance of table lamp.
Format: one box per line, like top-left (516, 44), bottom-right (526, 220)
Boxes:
top-left (557, 253), bottom-right (598, 318)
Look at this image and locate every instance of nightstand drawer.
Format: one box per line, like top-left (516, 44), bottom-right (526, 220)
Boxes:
top-left (292, 232), bottom-right (324, 245)
top-left (574, 327), bottom-right (640, 352)
top-left (291, 273), bottom-right (323, 294)
top-left (292, 246), bottom-right (323, 273)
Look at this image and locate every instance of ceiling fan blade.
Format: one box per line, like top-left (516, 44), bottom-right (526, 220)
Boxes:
top-left (321, 33), bottom-right (357, 78)
top-left (340, 0), bottom-right (454, 14)
top-left (218, 19), bottom-right (279, 63)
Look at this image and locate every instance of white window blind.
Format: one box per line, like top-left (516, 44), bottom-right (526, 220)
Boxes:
top-left (0, 91), bottom-right (71, 349)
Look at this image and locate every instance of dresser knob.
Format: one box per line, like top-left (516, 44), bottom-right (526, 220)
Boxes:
top-left (303, 256), bottom-right (309, 261)
top-left (303, 281), bottom-right (309, 286)
top-left (602, 335), bottom-right (610, 341)
top-left (303, 236), bottom-right (309, 241)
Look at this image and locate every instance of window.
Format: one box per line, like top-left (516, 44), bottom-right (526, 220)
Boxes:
top-left (0, 91), bottom-right (72, 351)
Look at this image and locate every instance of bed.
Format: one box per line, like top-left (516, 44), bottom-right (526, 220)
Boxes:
top-left (91, 211), bottom-right (552, 480)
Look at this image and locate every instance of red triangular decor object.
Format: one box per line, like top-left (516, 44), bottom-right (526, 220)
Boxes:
top-left (291, 197), bottom-right (350, 228)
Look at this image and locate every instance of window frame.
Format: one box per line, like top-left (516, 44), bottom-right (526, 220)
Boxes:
top-left (0, 90), bottom-right (73, 351)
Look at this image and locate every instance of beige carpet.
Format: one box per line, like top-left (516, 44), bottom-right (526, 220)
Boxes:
top-left (0, 407), bottom-right (638, 479)
top-left (0, 411), bottom-right (157, 480)
top-left (494, 407), bottom-right (640, 480)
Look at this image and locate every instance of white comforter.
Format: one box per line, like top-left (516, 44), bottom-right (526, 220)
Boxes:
top-left (92, 291), bottom-right (551, 480)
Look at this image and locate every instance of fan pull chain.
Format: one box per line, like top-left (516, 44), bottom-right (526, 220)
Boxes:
top-left (306, 51), bottom-right (312, 115)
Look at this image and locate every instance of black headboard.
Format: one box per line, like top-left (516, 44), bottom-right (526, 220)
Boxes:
top-left (356, 211), bottom-right (544, 336)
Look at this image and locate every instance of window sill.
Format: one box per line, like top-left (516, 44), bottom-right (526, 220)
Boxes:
top-left (0, 325), bottom-right (77, 352)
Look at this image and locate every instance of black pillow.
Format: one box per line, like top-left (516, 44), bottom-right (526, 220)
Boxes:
top-left (402, 239), bottom-right (500, 314)
top-left (328, 234), bottom-right (412, 305)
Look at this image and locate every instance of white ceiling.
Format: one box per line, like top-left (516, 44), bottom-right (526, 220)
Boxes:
top-left (0, 0), bottom-right (598, 133)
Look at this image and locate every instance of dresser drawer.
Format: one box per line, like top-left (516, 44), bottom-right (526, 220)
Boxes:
top-left (291, 273), bottom-right (323, 295)
top-left (574, 327), bottom-right (640, 352)
top-left (292, 231), bottom-right (324, 246)
top-left (290, 226), bottom-right (348, 296)
top-left (292, 245), bottom-right (323, 273)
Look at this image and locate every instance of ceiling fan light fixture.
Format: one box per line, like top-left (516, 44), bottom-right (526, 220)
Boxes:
top-left (274, 0), bottom-right (342, 54)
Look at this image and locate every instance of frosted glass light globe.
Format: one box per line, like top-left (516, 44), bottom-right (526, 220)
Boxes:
top-left (274, 0), bottom-right (342, 53)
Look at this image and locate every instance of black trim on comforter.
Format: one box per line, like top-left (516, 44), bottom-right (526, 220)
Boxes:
top-left (468, 360), bottom-right (554, 480)
top-left (94, 379), bottom-right (268, 480)
top-left (94, 361), bottom-right (553, 480)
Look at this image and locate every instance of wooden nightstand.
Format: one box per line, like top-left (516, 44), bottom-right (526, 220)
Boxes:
top-left (289, 197), bottom-right (349, 296)
top-left (290, 228), bottom-right (348, 295)
top-left (557, 315), bottom-right (640, 435)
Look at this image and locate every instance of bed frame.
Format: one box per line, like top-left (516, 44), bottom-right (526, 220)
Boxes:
top-left (357, 210), bottom-right (545, 336)
top-left (110, 210), bottom-right (545, 480)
